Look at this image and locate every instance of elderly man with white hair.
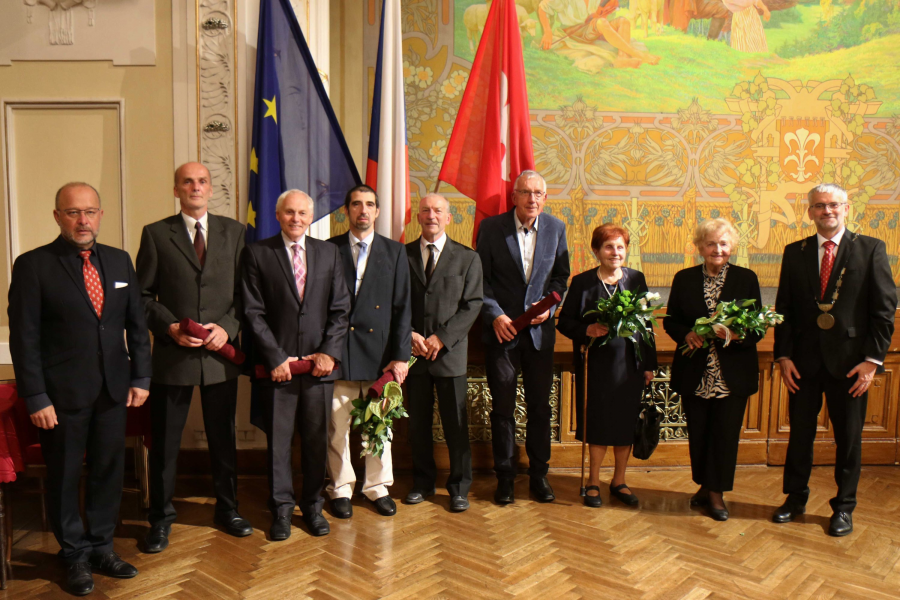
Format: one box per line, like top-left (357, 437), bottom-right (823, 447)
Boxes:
top-left (241, 189), bottom-right (351, 540)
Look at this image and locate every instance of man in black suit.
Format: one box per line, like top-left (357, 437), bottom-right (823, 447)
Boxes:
top-left (404, 194), bottom-right (483, 512)
top-left (241, 190), bottom-right (350, 539)
top-left (773, 183), bottom-right (896, 536)
top-left (8, 182), bottom-right (152, 596)
top-left (326, 185), bottom-right (412, 518)
top-left (136, 163), bottom-right (251, 553)
top-left (476, 170), bottom-right (570, 505)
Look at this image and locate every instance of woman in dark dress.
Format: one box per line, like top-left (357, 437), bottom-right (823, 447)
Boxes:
top-left (557, 224), bottom-right (657, 508)
top-left (663, 218), bottom-right (763, 521)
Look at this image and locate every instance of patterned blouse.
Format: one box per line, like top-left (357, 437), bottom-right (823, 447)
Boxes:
top-left (695, 264), bottom-right (731, 399)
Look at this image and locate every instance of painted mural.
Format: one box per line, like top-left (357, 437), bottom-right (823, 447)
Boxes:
top-left (334, 0), bottom-right (900, 288)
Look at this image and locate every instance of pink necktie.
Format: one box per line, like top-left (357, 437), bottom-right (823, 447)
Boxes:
top-left (820, 240), bottom-right (836, 300)
top-left (292, 243), bottom-right (306, 300)
top-left (80, 250), bottom-right (104, 318)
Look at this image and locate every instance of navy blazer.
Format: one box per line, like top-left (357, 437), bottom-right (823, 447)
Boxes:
top-left (476, 209), bottom-right (570, 350)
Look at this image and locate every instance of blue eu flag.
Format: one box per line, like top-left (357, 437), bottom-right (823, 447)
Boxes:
top-left (246, 0), bottom-right (360, 243)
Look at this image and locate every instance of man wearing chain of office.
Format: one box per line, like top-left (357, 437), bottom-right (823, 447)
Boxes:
top-left (772, 183), bottom-right (896, 537)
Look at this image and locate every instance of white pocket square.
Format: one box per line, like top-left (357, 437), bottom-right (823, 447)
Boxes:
top-left (115, 282), bottom-right (128, 289)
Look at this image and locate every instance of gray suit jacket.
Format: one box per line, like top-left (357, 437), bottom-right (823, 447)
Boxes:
top-left (136, 213), bottom-right (246, 386)
top-left (407, 236), bottom-right (483, 378)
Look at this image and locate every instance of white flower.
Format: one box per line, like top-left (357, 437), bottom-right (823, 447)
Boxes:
top-left (646, 292), bottom-right (661, 302)
top-left (638, 298), bottom-right (647, 309)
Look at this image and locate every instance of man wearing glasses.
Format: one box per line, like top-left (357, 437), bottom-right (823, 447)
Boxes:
top-left (476, 170), bottom-right (569, 504)
top-left (773, 183), bottom-right (896, 536)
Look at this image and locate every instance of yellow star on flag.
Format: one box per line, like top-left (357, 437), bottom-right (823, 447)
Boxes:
top-left (247, 201), bottom-right (256, 228)
top-left (263, 96), bottom-right (277, 124)
top-left (250, 147), bottom-right (259, 174)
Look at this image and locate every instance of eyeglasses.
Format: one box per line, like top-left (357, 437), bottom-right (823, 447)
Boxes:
top-left (515, 189), bottom-right (546, 199)
top-left (811, 202), bottom-right (848, 212)
top-left (60, 209), bottom-right (101, 219)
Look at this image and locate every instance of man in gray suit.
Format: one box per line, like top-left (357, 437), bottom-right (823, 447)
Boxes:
top-left (136, 162), bottom-right (251, 552)
top-left (404, 194), bottom-right (483, 512)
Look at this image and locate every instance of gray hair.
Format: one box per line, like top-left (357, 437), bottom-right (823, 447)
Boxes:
top-left (419, 193), bottom-right (450, 210)
top-left (807, 183), bottom-right (848, 204)
top-left (693, 218), bottom-right (739, 248)
top-left (275, 189), bottom-right (314, 213)
top-left (514, 170), bottom-right (546, 192)
top-left (55, 182), bottom-right (100, 209)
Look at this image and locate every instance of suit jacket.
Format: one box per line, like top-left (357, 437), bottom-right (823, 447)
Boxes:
top-left (476, 209), bottom-right (570, 350)
top-left (774, 231), bottom-right (896, 380)
top-left (241, 233), bottom-right (351, 384)
top-left (8, 236), bottom-right (152, 412)
top-left (136, 213), bottom-right (246, 386)
top-left (664, 264), bottom-right (763, 398)
top-left (329, 231), bottom-right (412, 381)
top-left (407, 236), bottom-right (483, 378)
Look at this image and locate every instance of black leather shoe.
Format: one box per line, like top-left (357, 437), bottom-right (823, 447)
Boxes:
top-left (88, 551), bottom-right (138, 579)
top-left (66, 562), bottom-right (94, 596)
top-left (405, 488), bottom-right (435, 504)
top-left (450, 496), bottom-right (470, 512)
top-left (494, 479), bottom-right (515, 505)
top-left (143, 524), bottom-right (171, 553)
top-left (214, 512), bottom-right (253, 537)
top-left (269, 515), bottom-right (292, 541)
top-left (530, 477), bottom-right (556, 503)
top-left (690, 489), bottom-right (709, 507)
top-left (772, 501), bottom-right (806, 523)
top-left (609, 484), bottom-right (639, 506)
top-left (302, 512), bottom-right (330, 536)
top-left (370, 495), bottom-right (397, 516)
top-left (829, 512), bottom-right (853, 537)
top-left (707, 506), bottom-right (730, 521)
top-left (583, 485), bottom-right (603, 508)
top-left (330, 497), bottom-right (353, 519)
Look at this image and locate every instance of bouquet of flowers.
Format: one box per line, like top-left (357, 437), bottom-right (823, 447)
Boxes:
top-left (583, 290), bottom-right (663, 359)
top-left (680, 299), bottom-right (783, 356)
top-left (349, 357), bottom-right (416, 458)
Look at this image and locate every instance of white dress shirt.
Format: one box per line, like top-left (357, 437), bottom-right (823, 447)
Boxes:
top-left (182, 211), bottom-right (209, 248)
top-left (281, 231), bottom-right (307, 274)
top-left (513, 212), bottom-right (539, 283)
top-left (420, 232), bottom-right (447, 271)
top-left (349, 230), bottom-right (375, 294)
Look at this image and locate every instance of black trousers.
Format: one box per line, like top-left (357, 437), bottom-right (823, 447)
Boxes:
top-left (682, 393), bottom-right (748, 493)
top-left (261, 377), bottom-right (332, 517)
top-left (486, 335), bottom-right (555, 479)
top-left (39, 387), bottom-right (126, 565)
top-left (406, 372), bottom-right (472, 497)
top-left (148, 378), bottom-right (239, 527)
top-left (784, 365), bottom-right (867, 513)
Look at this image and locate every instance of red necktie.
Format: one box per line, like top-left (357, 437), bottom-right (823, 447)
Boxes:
top-left (194, 222), bottom-right (206, 267)
top-left (820, 240), bottom-right (836, 300)
top-left (80, 250), bottom-right (104, 318)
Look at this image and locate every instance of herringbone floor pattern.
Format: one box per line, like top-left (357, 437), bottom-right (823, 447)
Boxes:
top-left (4, 466), bottom-right (900, 599)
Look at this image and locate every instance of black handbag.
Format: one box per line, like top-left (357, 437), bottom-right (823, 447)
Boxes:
top-left (632, 400), bottom-right (663, 460)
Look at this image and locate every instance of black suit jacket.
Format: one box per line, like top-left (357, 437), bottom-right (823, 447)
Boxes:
top-left (136, 213), bottom-right (246, 386)
top-left (8, 236), bottom-right (152, 412)
top-left (407, 236), bottom-right (483, 378)
top-left (476, 209), bottom-right (569, 350)
top-left (241, 233), bottom-right (350, 384)
top-left (328, 232), bottom-right (412, 381)
top-left (664, 264), bottom-right (763, 398)
top-left (774, 231), bottom-right (896, 379)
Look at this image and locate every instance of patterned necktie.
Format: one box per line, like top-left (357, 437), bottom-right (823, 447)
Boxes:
top-left (80, 250), bottom-right (104, 318)
top-left (425, 244), bottom-right (436, 283)
top-left (355, 241), bottom-right (368, 295)
top-left (194, 222), bottom-right (206, 267)
top-left (292, 243), bottom-right (306, 301)
top-left (820, 240), bottom-right (836, 300)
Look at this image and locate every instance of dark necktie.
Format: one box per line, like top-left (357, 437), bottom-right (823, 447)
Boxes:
top-left (820, 240), bottom-right (836, 300)
top-left (80, 250), bottom-right (104, 318)
top-left (194, 222), bottom-right (206, 267)
top-left (425, 244), bottom-right (436, 284)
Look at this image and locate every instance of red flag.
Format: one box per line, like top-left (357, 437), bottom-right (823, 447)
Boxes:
top-left (437, 0), bottom-right (534, 244)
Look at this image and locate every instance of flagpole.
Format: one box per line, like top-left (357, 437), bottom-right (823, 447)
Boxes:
top-left (433, 180), bottom-right (441, 193)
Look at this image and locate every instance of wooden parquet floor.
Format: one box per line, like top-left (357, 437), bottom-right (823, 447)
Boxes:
top-left (4, 466), bottom-right (900, 599)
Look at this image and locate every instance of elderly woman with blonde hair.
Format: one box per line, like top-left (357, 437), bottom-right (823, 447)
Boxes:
top-left (663, 218), bottom-right (763, 521)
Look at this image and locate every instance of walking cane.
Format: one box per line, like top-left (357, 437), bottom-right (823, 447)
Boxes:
top-left (579, 343), bottom-right (590, 497)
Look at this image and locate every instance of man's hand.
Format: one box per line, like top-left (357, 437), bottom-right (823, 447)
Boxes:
top-left (715, 327), bottom-right (730, 340)
top-left (384, 360), bottom-right (409, 385)
top-left (493, 314), bottom-right (517, 344)
top-left (848, 360), bottom-right (878, 398)
top-left (201, 323), bottom-right (229, 352)
top-left (643, 371), bottom-right (654, 386)
top-left (411, 332), bottom-right (428, 357)
top-left (779, 357), bottom-right (801, 394)
top-left (423, 335), bottom-right (445, 361)
top-left (30, 405), bottom-right (58, 430)
top-left (540, 31), bottom-right (553, 50)
top-left (302, 353), bottom-right (336, 378)
top-left (127, 387), bottom-right (150, 407)
top-left (586, 323), bottom-right (608, 338)
top-left (168, 322), bottom-right (204, 348)
top-left (684, 331), bottom-right (705, 351)
top-left (272, 356), bottom-right (298, 383)
top-left (530, 307), bottom-right (551, 325)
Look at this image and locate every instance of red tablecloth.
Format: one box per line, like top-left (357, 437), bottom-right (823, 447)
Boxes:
top-left (0, 384), bottom-right (24, 483)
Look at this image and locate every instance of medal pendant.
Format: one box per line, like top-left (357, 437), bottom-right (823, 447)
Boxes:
top-left (817, 313), bottom-right (835, 330)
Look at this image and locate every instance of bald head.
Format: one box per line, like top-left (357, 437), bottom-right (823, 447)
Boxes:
top-left (174, 162), bottom-right (213, 218)
top-left (417, 193), bottom-right (452, 242)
